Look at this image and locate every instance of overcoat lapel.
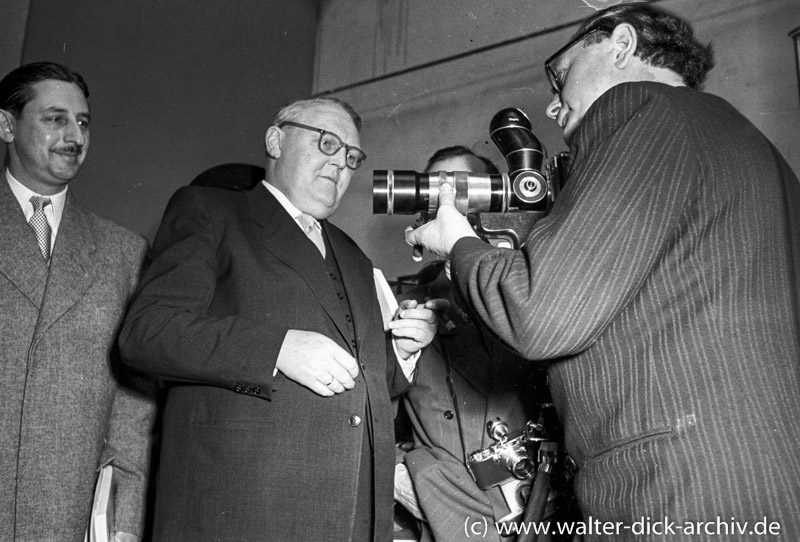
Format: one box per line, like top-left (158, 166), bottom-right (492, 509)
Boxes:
top-left (0, 177), bottom-right (50, 306)
top-left (34, 191), bottom-right (96, 339)
top-left (247, 186), bottom-right (357, 351)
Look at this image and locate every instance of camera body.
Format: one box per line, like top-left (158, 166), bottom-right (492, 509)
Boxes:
top-left (466, 416), bottom-right (555, 523)
top-left (467, 403), bottom-right (566, 522)
top-left (466, 419), bottom-right (535, 522)
top-left (372, 108), bottom-right (569, 249)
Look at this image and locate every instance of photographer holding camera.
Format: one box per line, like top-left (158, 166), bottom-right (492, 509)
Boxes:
top-left (406, 4), bottom-right (800, 539)
top-left (393, 146), bottom-right (565, 541)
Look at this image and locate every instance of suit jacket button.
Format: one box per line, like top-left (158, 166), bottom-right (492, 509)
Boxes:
top-left (349, 415), bottom-right (362, 427)
top-left (253, 386), bottom-right (262, 394)
top-left (234, 384), bottom-right (243, 393)
top-left (444, 410), bottom-right (454, 420)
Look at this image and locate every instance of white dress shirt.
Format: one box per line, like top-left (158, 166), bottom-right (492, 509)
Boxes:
top-left (6, 169), bottom-right (68, 254)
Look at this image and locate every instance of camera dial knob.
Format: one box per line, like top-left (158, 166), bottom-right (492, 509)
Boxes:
top-left (513, 171), bottom-right (547, 204)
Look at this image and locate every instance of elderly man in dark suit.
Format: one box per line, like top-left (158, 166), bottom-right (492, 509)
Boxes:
top-left (119, 96), bottom-right (440, 541)
top-left (0, 62), bottom-right (155, 542)
top-left (407, 4), bottom-right (800, 540)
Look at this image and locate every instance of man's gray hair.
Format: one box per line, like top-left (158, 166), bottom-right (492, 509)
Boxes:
top-left (271, 97), bottom-right (361, 131)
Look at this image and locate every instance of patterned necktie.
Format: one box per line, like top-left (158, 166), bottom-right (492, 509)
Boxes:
top-left (29, 196), bottom-right (53, 262)
top-left (295, 213), bottom-right (325, 258)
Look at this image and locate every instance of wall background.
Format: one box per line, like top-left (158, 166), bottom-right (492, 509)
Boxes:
top-left (1, 0), bottom-right (798, 282)
top-left (315, 0), bottom-right (800, 280)
top-left (1, 0), bottom-right (319, 240)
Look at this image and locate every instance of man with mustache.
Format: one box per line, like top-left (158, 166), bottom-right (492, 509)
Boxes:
top-left (0, 62), bottom-right (156, 542)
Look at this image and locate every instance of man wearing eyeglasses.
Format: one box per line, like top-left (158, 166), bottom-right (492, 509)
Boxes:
top-left (406, 3), bottom-right (800, 539)
top-left (119, 97), bottom-right (440, 541)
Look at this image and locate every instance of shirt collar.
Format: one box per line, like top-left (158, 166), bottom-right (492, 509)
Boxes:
top-left (5, 168), bottom-right (68, 228)
top-left (262, 180), bottom-right (318, 225)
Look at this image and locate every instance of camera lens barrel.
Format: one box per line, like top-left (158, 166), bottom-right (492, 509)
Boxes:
top-left (373, 170), bottom-right (431, 215)
top-left (373, 170), bottom-right (509, 216)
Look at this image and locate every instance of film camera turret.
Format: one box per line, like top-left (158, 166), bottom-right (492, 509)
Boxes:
top-left (373, 108), bottom-right (569, 251)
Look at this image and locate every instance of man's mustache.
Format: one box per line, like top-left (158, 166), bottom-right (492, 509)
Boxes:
top-left (53, 144), bottom-right (83, 155)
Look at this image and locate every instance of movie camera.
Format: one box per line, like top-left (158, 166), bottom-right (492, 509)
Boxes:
top-left (373, 108), bottom-right (569, 251)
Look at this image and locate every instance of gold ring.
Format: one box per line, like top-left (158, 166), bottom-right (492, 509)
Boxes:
top-left (327, 376), bottom-right (335, 386)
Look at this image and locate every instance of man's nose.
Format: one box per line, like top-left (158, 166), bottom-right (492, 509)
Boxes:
top-left (546, 94), bottom-right (561, 120)
top-left (329, 146), bottom-right (347, 169)
top-left (63, 119), bottom-right (86, 145)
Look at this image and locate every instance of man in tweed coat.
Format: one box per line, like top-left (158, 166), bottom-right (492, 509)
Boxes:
top-left (407, 4), bottom-right (800, 540)
top-left (0, 62), bottom-right (155, 542)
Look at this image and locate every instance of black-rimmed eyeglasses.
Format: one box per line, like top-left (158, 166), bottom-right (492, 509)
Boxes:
top-left (279, 121), bottom-right (367, 170)
top-left (545, 27), bottom-right (610, 95)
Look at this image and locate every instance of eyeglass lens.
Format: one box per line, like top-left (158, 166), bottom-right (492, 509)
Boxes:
top-left (280, 121), bottom-right (366, 170)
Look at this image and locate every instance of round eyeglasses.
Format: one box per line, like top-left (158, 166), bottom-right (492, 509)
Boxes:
top-left (279, 121), bottom-right (367, 170)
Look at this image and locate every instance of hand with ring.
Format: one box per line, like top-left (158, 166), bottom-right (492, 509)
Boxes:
top-left (275, 330), bottom-right (359, 396)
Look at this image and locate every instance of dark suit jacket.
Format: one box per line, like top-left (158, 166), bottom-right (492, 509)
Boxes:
top-left (0, 178), bottom-right (154, 542)
top-left (119, 184), bottom-right (407, 541)
top-left (450, 82), bottom-right (800, 539)
top-left (400, 272), bottom-right (547, 542)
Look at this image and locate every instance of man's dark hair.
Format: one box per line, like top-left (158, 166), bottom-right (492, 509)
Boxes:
top-left (424, 145), bottom-right (499, 174)
top-left (0, 61), bottom-right (90, 117)
top-left (580, 3), bottom-right (714, 89)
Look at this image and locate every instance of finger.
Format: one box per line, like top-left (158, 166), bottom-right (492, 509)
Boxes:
top-left (404, 225), bottom-right (418, 247)
top-left (310, 381), bottom-right (335, 397)
top-left (328, 364), bottom-right (356, 389)
top-left (438, 181), bottom-right (456, 208)
top-left (389, 322), bottom-right (431, 341)
top-left (325, 378), bottom-right (347, 394)
top-left (332, 349), bottom-right (360, 380)
top-left (387, 319), bottom-right (434, 336)
top-left (425, 298), bottom-right (451, 310)
top-left (394, 307), bottom-right (438, 324)
top-left (398, 299), bottom-right (418, 310)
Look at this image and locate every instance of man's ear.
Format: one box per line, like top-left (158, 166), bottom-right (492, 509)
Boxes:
top-left (265, 125), bottom-right (282, 159)
top-left (609, 23), bottom-right (638, 70)
top-left (0, 109), bottom-right (15, 144)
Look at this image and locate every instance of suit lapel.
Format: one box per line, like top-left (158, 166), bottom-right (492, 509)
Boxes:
top-left (34, 191), bottom-right (96, 338)
top-left (247, 186), bottom-right (354, 348)
top-left (0, 177), bottom-right (50, 306)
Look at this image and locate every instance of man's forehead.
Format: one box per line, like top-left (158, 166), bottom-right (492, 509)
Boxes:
top-left (27, 79), bottom-right (89, 111)
top-left (431, 155), bottom-right (479, 172)
top-left (299, 104), bottom-right (358, 141)
top-left (299, 104), bottom-right (352, 126)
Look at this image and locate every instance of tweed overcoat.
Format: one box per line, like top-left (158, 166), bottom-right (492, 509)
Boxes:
top-left (0, 177), bottom-right (155, 542)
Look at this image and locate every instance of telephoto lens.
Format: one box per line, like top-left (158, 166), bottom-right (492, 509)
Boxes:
top-left (373, 170), bottom-right (509, 216)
